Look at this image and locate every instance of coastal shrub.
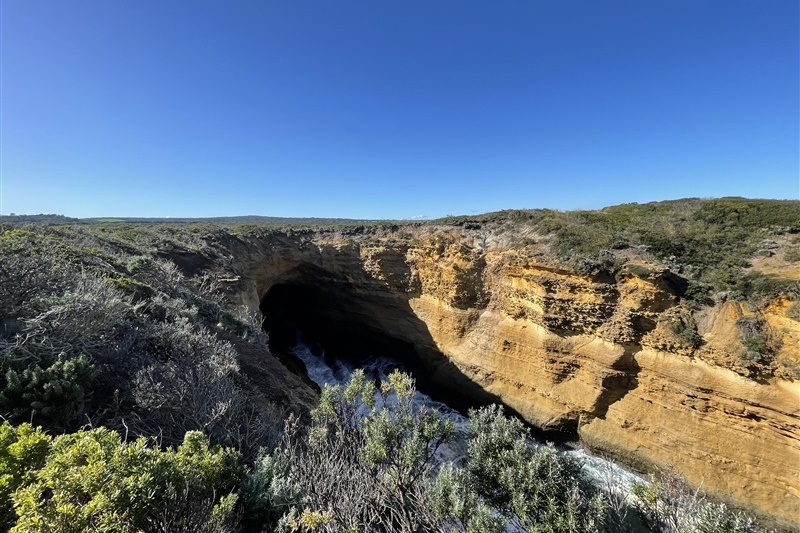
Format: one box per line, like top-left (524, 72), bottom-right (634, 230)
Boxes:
top-left (573, 251), bottom-right (621, 276)
top-left (681, 281), bottom-right (712, 306)
top-left (453, 404), bottom-right (605, 532)
top-left (528, 199), bottom-right (800, 302)
top-left (242, 370), bottom-right (456, 532)
top-left (431, 464), bottom-right (507, 532)
top-left (0, 223), bottom-right (285, 456)
top-left (0, 422), bottom-right (51, 528)
top-left (735, 316), bottom-right (780, 374)
top-left (133, 319), bottom-right (246, 446)
top-left (633, 468), bottom-right (764, 533)
top-left (0, 351), bottom-right (97, 429)
top-left (126, 254), bottom-right (153, 274)
top-left (0, 269), bottom-right (134, 373)
top-left (0, 273), bottom-right (131, 431)
top-left (692, 198), bottom-right (800, 230)
top-left (0, 229), bottom-right (66, 329)
top-left (244, 371), bottom-right (608, 533)
top-left (620, 264), bottom-right (654, 278)
top-left (10, 428), bottom-right (242, 533)
top-left (667, 312), bottom-right (702, 349)
top-left (241, 370), bottom-right (778, 533)
top-left (735, 274), bottom-right (799, 301)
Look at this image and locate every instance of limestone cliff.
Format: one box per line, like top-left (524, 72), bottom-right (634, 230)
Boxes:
top-left (218, 225), bottom-right (799, 528)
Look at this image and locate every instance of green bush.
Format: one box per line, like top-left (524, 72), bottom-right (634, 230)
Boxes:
top-left (126, 254), bottom-right (153, 273)
top-left (10, 427), bottom-right (242, 533)
top-left (621, 264), bottom-right (655, 278)
top-left (242, 370), bottom-right (456, 532)
top-left (0, 352), bottom-right (97, 428)
top-left (0, 423), bottom-right (50, 527)
top-left (245, 371), bottom-right (608, 533)
top-left (736, 315), bottom-right (781, 374)
top-left (667, 312), bottom-right (703, 349)
top-left (0, 230), bottom-right (65, 326)
top-left (681, 281), bottom-right (713, 306)
top-left (442, 404), bottom-right (606, 533)
top-left (733, 273), bottom-right (799, 301)
top-left (734, 316), bottom-right (779, 375)
top-left (527, 199), bottom-right (800, 301)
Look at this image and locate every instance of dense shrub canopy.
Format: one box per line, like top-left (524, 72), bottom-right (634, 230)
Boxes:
top-left (238, 372), bottom-right (771, 533)
top-left (2, 424), bottom-right (242, 532)
top-left (439, 198), bottom-right (800, 301)
top-left (0, 365), bottom-right (778, 532)
top-left (0, 224), bottom-right (281, 454)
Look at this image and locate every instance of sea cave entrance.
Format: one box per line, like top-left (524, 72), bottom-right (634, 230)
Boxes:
top-left (258, 263), bottom-right (504, 415)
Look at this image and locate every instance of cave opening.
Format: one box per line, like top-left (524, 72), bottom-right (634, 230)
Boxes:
top-left (258, 264), bottom-right (576, 442)
top-left (258, 264), bottom-right (462, 407)
top-left (258, 263), bottom-right (515, 417)
top-left (261, 281), bottom-right (408, 367)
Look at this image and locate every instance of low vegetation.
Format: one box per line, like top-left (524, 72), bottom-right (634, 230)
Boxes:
top-left (633, 468), bottom-right (765, 533)
top-left (440, 197), bottom-right (800, 302)
top-left (3, 426), bottom-right (241, 533)
top-left (664, 310), bottom-right (703, 349)
top-left (735, 316), bottom-right (783, 378)
top-left (2, 371), bottom-right (772, 532)
top-left (0, 224), bottom-right (281, 459)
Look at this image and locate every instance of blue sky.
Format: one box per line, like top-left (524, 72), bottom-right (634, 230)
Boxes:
top-left (2, 1), bottom-right (798, 219)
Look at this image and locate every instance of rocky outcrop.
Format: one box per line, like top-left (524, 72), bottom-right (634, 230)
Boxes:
top-left (220, 227), bottom-right (800, 528)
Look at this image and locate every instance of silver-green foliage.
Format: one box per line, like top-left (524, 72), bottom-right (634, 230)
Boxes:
top-left (242, 369), bottom-right (457, 532)
top-left (0, 274), bottom-right (123, 429)
top-left (632, 468), bottom-right (768, 533)
top-left (243, 371), bottom-right (607, 533)
top-left (431, 404), bottom-right (605, 533)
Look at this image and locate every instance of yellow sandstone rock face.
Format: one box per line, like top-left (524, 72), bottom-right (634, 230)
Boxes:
top-left (230, 229), bottom-right (800, 527)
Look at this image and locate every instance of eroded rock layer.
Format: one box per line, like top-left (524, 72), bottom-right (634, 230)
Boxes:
top-left (223, 228), bottom-right (799, 527)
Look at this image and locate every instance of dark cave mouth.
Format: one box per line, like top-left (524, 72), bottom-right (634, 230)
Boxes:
top-left (259, 276), bottom-right (579, 441)
top-left (259, 280), bottom-right (438, 395)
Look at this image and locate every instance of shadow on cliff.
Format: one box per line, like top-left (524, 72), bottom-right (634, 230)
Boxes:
top-left (259, 262), bottom-right (577, 442)
top-left (594, 345), bottom-right (641, 420)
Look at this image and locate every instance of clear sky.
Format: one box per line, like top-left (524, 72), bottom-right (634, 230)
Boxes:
top-left (2, 1), bottom-right (798, 219)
